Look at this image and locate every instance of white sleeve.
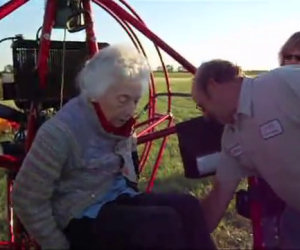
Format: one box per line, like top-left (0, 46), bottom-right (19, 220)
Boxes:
top-left (216, 151), bottom-right (253, 183)
top-left (196, 152), bottom-right (221, 176)
top-left (275, 65), bottom-right (300, 100)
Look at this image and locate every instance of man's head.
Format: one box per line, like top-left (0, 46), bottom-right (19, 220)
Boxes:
top-left (77, 44), bottom-right (150, 127)
top-left (192, 59), bottom-right (243, 124)
top-left (279, 31), bottom-right (300, 66)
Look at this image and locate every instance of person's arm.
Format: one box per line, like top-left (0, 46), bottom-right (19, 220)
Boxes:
top-left (200, 149), bottom-right (252, 232)
top-left (202, 177), bottom-right (240, 232)
top-left (12, 121), bottom-right (70, 250)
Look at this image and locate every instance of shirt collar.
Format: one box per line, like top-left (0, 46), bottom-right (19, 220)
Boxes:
top-left (91, 102), bottom-right (135, 137)
top-left (78, 94), bottom-right (133, 139)
top-left (236, 77), bottom-right (253, 117)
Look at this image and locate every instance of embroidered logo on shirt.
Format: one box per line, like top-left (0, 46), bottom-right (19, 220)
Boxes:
top-left (229, 144), bottom-right (243, 157)
top-left (259, 119), bottom-right (283, 140)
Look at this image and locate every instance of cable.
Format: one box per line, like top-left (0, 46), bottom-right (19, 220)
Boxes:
top-left (0, 34), bottom-right (23, 45)
top-left (35, 27), bottom-right (42, 43)
top-left (60, 28), bottom-right (67, 109)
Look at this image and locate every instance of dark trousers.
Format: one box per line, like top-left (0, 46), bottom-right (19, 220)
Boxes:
top-left (64, 193), bottom-right (216, 250)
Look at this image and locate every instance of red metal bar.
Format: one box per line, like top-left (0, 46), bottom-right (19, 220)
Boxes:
top-left (0, 155), bottom-right (21, 172)
top-left (115, 0), bottom-right (159, 170)
top-left (6, 177), bottom-right (12, 246)
top-left (249, 177), bottom-right (265, 250)
top-left (7, 178), bottom-right (13, 245)
top-left (25, 105), bottom-right (37, 152)
top-left (145, 118), bottom-right (173, 192)
top-left (138, 125), bottom-right (176, 145)
top-left (0, 241), bottom-right (10, 250)
top-left (94, 2), bottom-right (140, 51)
top-left (137, 109), bottom-right (168, 170)
top-left (118, 0), bottom-right (174, 172)
top-left (93, 0), bottom-right (196, 74)
top-left (135, 115), bottom-right (164, 129)
top-left (37, 0), bottom-right (57, 89)
top-left (83, 0), bottom-right (98, 56)
top-left (137, 114), bottom-right (171, 137)
top-left (0, 0), bottom-right (28, 20)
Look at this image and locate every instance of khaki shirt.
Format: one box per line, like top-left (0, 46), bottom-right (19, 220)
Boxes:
top-left (216, 65), bottom-right (300, 211)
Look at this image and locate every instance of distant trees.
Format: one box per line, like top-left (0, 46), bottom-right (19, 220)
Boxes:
top-left (177, 66), bottom-right (187, 72)
top-left (0, 65), bottom-right (14, 83)
top-left (156, 64), bottom-right (185, 72)
top-left (3, 65), bottom-right (13, 73)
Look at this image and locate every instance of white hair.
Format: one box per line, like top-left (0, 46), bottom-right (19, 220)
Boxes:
top-left (77, 44), bottom-right (151, 99)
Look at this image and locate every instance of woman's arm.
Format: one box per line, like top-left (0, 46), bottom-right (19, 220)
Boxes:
top-left (12, 121), bottom-right (70, 249)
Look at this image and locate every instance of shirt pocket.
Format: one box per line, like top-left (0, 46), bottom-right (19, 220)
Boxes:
top-left (226, 143), bottom-right (255, 172)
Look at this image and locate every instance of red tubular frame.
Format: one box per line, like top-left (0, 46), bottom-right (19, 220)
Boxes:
top-left (116, 0), bottom-right (174, 174)
top-left (137, 114), bottom-right (171, 137)
top-left (93, 0), bottom-right (196, 74)
top-left (83, 0), bottom-right (99, 56)
top-left (145, 118), bottom-right (173, 192)
top-left (0, 0), bottom-right (28, 20)
top-left (249, 177), bottom-right (264, 250)
top-left (37, 0), bottom-right (57, 90)
top-left (137, 125), bottom-right (177, 145)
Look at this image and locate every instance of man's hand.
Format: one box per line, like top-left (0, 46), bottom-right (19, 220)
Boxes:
top-left (201, 177), bottom-right (240, 232)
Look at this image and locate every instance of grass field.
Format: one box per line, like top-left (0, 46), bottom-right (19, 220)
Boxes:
top-left (0, 71), bottom-right (253, 248)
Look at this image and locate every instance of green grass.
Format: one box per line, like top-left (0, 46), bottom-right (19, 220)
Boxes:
top-left (0, 72), bottom-right (252, 248)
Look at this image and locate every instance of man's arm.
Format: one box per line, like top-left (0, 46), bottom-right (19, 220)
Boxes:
top-left (200, 149), bottom-right (249, 232)
top-left (201, 177), bottom-right (240, 232)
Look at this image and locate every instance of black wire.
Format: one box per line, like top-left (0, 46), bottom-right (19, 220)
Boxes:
top-left (0, 34), bottom-right (23, 45)
top-left (36, 26), bottom-right (43, 43)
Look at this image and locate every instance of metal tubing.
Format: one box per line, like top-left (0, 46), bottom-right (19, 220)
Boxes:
top-left (145, 119), bottom-right (173, 192)
top-left (135, 115), bottom-right (164, 129)
top-left (6, 177), bottom-right (12, 244)
top-left (83, 0), bottom-right (98, 56)
top-left (37, 0), bottom-right (57, 89)
top-left (137, 125), bottom-right (176, 145)
top-left (117, 0), bottom-right (174, 172)
top-left (249, 177), bottom-right (264, 250)
top-left (0, 0), bottom-right (28, 20)
top-left (137, 114), bottom-right (171, 137)
top-left (93, 0), bottom-right (196, 74)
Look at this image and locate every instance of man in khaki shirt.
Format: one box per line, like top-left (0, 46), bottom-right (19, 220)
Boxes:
top-left (191, 59), bottom-right (300, 248)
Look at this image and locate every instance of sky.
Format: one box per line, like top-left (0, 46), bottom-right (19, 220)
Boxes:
top-left (0, 0), bottom-right (300, 71)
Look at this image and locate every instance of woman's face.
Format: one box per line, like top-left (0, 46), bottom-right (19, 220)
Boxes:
top-left (96, 82), bottom-right (143, 127)
top-left (282, 49), bottom-right (300, 65)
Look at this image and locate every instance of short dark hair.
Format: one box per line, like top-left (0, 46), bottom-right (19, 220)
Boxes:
top-left (279, 31), bottom-right (300, 66)
top-left (194, 59), bottom-right (243, 94)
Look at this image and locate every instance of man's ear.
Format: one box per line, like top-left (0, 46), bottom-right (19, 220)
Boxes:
top-left (208, 78), bottom-right (218, 88)
top-left (207, 78), bottom-right (219, 94)
top-left (191, 81), bottom-right (198, 101)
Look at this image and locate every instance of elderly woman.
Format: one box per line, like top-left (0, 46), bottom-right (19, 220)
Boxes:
top-left (12, 44), bottom-right (215, 250)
